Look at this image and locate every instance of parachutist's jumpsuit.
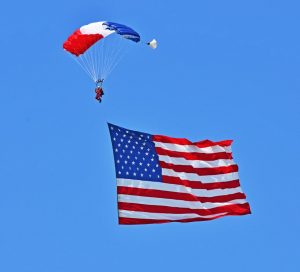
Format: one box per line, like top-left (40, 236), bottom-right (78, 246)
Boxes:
top-left (95, 87), bottom-right (104, 102)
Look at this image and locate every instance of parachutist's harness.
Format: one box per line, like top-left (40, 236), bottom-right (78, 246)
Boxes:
top-left (95, 79), bottom-right (104, 102)
top-left (96, 79), bottom-right (104, 87)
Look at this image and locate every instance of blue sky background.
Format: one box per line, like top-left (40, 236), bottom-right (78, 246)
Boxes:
top-left (1, 0), bottom-right (300, 271)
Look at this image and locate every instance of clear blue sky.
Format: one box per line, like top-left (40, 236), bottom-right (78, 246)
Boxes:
top-left (1, 0), bottom-right (300, 271)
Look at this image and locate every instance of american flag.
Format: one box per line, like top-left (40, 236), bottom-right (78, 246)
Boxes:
top-left (108, 123), bottom-right (251, 225)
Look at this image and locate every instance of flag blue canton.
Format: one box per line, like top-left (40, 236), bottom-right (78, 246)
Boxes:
top-left (108, 124), bottom-right (162, 182)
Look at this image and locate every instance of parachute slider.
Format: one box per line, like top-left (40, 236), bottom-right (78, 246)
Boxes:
top-left (147, 39), bottom-right (157, 49)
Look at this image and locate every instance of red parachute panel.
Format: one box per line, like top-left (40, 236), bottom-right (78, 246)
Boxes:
top-left (63, 30), bottom-right (103, 56)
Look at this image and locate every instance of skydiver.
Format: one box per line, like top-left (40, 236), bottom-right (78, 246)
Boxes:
top-left (95, 79), bottom-right (104, 102)
top-left (95, 86), bottom-right (104, 102)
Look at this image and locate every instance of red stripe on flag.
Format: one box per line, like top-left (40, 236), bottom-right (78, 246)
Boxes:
top-left (119, 216), bottom-right (224, 225)
top-left (155, 147), bottom-right (233, 160)
top-left (159, 161), bottom-right (238, 176)
top-left (117, 186), bottom-right (246, 203)
top-left (118, 202), bottom-right (251, 216)
top-left (162, 176), bottom-right (241, 189)
top-left (153, 135), bottom-right (232, 148)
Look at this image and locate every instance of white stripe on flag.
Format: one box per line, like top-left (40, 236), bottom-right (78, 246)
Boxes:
top-left (153, 141), bottom-right (232, 154)
top-left (119, 210), bottom-right (228, 220)
top-left (162, 169), bottom-right (239, 183)
top-left (117, 179), bottom-right (243, 197)
top-left (158, 155), bottom-right (235, 168)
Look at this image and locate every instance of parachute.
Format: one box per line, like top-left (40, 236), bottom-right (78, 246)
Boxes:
top-left (63, 21), bottom-right (156, 87)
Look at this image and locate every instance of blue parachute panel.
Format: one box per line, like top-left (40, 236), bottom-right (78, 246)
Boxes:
top-left (103, 21), bottom-right (141, 42)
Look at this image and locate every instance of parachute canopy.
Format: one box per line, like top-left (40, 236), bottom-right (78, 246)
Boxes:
top-left (63, 21), bottom-right (140, 56)
top-left (63, 21), bottom-right (155, 83)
